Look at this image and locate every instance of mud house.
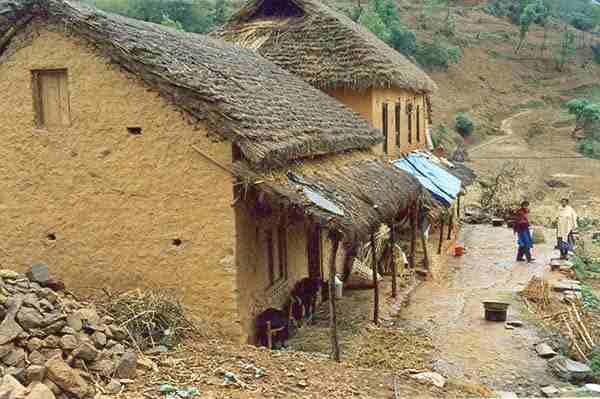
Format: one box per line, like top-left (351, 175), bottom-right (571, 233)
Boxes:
top-left (0, 0), bottom-right (431, 343)
top-left (213, 0), bottom-right (437, 158)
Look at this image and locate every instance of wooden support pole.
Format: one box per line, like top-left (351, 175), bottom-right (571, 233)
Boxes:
top-left (328, 232), bottom-right (341, 362)
top-left (419, 203), bottom-right (430, 270)
top-left (390, 225), bottom-right (397, 299)
top-left (457, 195), bottom-right (461, 220)
top-left (371, 234), bottom-right (379, 325)
top-left (447, 212), bottom-right (454, 240)
top-left (410, 204), bottom-right (417, 269)
top-left (438, 217), bottom-right (445, 255)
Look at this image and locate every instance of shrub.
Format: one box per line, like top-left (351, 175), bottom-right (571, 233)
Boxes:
top-left (415, 39), bottom-right (461, 70)
top-left (358, 2), bottom-right (391, 43)
top-left (432, 124), bottom-right (450, 148)
top-left (455, 113), bottom-right (474, 137)
top-left (389, 23), bottom-right (417, 56)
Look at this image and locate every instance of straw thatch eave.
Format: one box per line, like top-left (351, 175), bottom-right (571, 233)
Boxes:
top-left (0, 0), bottom-right (383, 170)
top-left (213, 0), bottom-right (437, 93)
top-left (233, 152), bottom-right (432, 243)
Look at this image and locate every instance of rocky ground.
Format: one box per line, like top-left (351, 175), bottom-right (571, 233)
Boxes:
top-left (0, 265), bottom-right (138, 399)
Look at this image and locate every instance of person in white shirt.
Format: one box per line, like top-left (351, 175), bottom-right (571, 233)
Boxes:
top-left (557, 198), bottom-right (578, 260)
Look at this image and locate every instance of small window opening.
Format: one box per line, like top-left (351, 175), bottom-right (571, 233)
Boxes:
top-left (394, 103), bottom-right (401, 147)
top-left (416, 105), bottom-right (421, 143)
top-left (382, 103), bottom-right (389, 154)
top-left (407, 104), bottom-right (413, 145)
top-left (232, 144), bottom-right (242, 162)
top-left (47, 233), bottom-right (56, 241)
top-left (277, 225), bottom-right (288, 280)
top-left (266, 229), bottom-right (275, 286)
top-left (127, 127), bottom-right (143, 135)
top-left (32, 69), bottom-right (70, 128)
top-left (172, 238), bottom-right (182, 246)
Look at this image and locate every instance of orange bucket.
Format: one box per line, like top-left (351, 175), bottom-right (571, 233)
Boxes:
top-left (454, 246), bottom-right (465, 257)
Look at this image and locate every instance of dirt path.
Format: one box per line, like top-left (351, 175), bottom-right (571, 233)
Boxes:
top-left (399, 224), bottom-right (562, 397)
top-left (470, 110), bottom-right (532, 155)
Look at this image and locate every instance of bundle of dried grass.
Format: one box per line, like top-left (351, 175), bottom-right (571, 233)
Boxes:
top-left (98, 288), bottom-right (196, 349)
top-left (520, 276), bottom-right (551, 310)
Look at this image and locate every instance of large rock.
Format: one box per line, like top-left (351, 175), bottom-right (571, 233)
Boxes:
top-left (25, 366), bottom-right (46, 384)
top-left (548, 355), bottom-right (592, 382)
top-left (0, 271), bottom-right (19, 280)
top-left (67, 310), bottom-right (100, 333)
top-left (410, 372), bottom-right (446, 388)
top-left (2, 347), bottom-right (26, 367)
top-left (72, 343), bottom-right (99, 362)
top-left (536, 343), bottom-right (557, 359)
top-left (45, 356), bottom-right (93, 398)
top-left (115, 352), bottom-right (137, 379)
top-left (0, 297), bottom-right (24, 345)
top-left (87, 359), bottom-right (116, 377)
top-left (1, 375), bottom-right (27, 398)
top-left (59, 336), bottom-right (77, 352)
top-left (26, 339), bottom-right (44, 353)
top-left (26, 265), bottom-right (50, 286)
top-left (16, 308), bottom-right (45, 330)
top-left (91, 332), bottom-right (106, 349)
top-left (26, 382), bottom-right (56, 399)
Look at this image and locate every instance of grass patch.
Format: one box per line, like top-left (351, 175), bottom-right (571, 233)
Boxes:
top-left (512, 99), bottom-right (546, 113)
top-left (561, 84), bottom-right (600, 105)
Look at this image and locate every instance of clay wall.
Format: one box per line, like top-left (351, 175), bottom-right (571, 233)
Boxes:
top-left (0, 26), bottom-right (239, 337)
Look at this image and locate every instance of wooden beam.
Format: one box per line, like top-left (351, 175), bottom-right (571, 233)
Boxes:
top-left (328, 231), bottom-right (341, 362)
top-left (447, 212), bottom-right (454, 240)
top-left (410, 204), bottom-right (417, 269)
top-left (390, 225), bottom-right (397, 299)
top-left (438, 217), bottom-right (445, 255)
top-left (371, 234), bottom-right (379, 325)
top-left (457, 195), bottom-right (461, 220)
top-left (419, 200), bottom-right (430, 270)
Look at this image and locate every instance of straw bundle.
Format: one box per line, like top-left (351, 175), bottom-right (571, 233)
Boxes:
top-left (99, 288), bottom-right (196, 349)
top-left (520, 277), bottom-right (551, 310)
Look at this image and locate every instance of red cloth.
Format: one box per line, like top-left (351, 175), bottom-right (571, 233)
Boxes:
top-left (513, 208), bottom-right (530, 232)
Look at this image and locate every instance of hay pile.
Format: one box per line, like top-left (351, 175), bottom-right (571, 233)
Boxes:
top-left (520, 276), bottom-right (551, 311)
top-left (97, 288), bottom-right (196, 351)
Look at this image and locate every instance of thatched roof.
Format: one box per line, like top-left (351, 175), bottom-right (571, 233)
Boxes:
top-left (234, 152), bottom-right (433, 242)
top-left (213, 0), bottom-right (437, 93)
top-left (0, 0), bottom-right (382, 169)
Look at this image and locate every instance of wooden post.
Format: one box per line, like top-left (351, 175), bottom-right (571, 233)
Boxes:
top-left (410, 204), bottom-right (417, 269)
top-left (457, 195), bottom-right (461, 220)
top-left (328, 231), bottom-right (341, 362)
top-left (390, 224), bottom-right (397, 299)
top-left (266, 321), bottom-right (273, 350)
top-left (419, 204), bottom-right (430, 270)
top-left (371, 234), bottom-right (379, 325)
top-left (438, 217), bottom-right (445, 255)
top-left (447, 212), bottom-right (454, 240)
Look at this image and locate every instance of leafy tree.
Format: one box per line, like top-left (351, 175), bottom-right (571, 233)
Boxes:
top-left (213, 0), bottom-right (229, 27)
top-left (390, 24), bottom-right (417, 56)
top-left (416, 37), bottom-right (461, 70)
top-left (455, 113), bottom-right (474, 137)
top-left (358, 2), bottom-right (391, 43)
top-left (515, 0), bottom-right (548, 54)
top-left (554, 27), bottom-right (576, 71)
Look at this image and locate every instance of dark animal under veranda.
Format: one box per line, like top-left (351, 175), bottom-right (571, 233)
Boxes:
top-left (255, 308), bottom-right (289, 349)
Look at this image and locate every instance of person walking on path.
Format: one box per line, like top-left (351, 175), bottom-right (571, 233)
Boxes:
top-left (513, 201), bottom-right (535, 263)
top-left (557, 198), bottom-right (578, 260)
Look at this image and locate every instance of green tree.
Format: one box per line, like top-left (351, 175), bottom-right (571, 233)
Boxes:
top-left (358, 2), bottom-right (391, 43)
top-left (554, 27), bottom-right (576, 71)
top-left (515, 0), bottom-right (548, 54)
top-left (213, 0), bottom-right (229, 27)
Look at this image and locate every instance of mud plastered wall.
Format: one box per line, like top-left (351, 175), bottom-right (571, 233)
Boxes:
top-left (0, 25), bottom-right (240, 337)
top-left (235, 202), bottom-right (313, 342)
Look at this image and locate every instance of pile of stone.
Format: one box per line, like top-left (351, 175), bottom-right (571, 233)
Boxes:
top-left (0, 265), bottom-right (138, 399)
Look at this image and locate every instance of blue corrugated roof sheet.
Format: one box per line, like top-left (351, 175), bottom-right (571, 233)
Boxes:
top-left (392, 155), bottom-right (462, 207)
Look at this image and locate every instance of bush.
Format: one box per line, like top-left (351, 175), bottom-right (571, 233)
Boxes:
top-left (431, 124), bottom-right (450, 148)
top-left (593, 44), bottom-right (600, 64)
top-left (358, 3), bottom-right (391, 43)
top-left (389, 23), bottom-right (417, 56)
top-left (415, 39), bottom-right (461, 70)
top-left (455, 113), bottom-right (474, 137)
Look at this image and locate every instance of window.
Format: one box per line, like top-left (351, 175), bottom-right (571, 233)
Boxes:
top-left (266, 229), bottom-right (275, 286)
top-left (266, 226), bottom-right (288, 287)
top-left (394, 103), bottom-right (401, 147)
top-left (416, 105), bottom-right (422, 143)
top-left (32, 69), bottom-right (70, 128)
top-left (382, 103), bottom-right (389, 154)
top-left (407, 104), bottom-right (413, 145)
top-left (277, 225), bottom-right (288, 280)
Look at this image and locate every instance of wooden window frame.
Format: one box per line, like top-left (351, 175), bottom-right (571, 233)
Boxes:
top-left (394, 102), bottom-right (401, 147)
top-left (277, 225), bottom-right (288, 281)
top-left (407, 104), bottom-right (413, 145)
top-left (382, 103), bottom-right (389, 154)
top-left (31, 69), bottom-right (70, 128)
top-left (416, 105), bottom-right (421, 143)
top-left (266, 229), bottom-right (275, 287)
